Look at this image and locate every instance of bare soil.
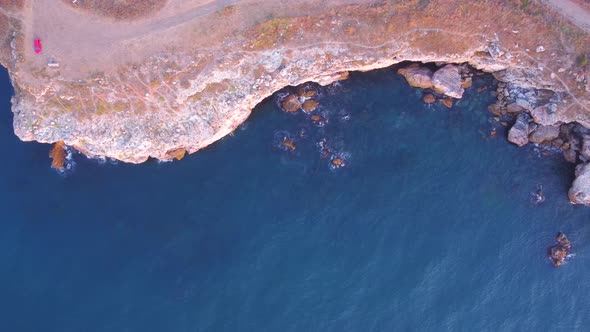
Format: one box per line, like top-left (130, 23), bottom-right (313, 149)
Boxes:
top-left (60, 0), bottom-right (167, 20)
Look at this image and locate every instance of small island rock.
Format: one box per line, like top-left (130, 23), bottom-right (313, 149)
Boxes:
top-left (548, 232), bottom-right (571, 267)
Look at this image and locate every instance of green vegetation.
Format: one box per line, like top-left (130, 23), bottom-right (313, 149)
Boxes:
top-left (520, 0), bottom-right (529, 10)
top-left (577, 53), bottom-right (588, 67)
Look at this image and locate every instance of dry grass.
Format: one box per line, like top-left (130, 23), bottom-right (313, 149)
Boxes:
top-left (62, 0), bottom-right (167, 20)
top-left (0, 0), bottom-right (24, 10)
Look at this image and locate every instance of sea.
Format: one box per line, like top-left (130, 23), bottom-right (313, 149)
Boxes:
top-left (1, 65), bottom-right (589, 332)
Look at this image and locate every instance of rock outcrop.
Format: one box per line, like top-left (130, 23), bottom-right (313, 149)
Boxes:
top-left (569, 163), bottom-right (590, 204)
top-left (529, 125), bottom-right (560, 143)
top-left (49, 141), bottom-right (66, 171)
top-left (508, 113), bottom-right (530, 147)
top-left (1, 0), bottom-right (590, 203)
top-left (548, 232), bottom-right (572, 267)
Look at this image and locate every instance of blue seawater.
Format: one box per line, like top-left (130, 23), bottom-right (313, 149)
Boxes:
top-left (1, 65), bottom-right (589, 332)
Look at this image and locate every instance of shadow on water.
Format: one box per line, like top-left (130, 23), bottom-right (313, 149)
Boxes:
top-left (1, 64), bottom-right (590, 332)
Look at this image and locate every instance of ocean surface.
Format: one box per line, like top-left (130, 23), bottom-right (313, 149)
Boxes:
top-left (1, 66), bottom-right (590, 332)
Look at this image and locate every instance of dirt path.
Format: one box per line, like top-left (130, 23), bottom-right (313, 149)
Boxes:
top-left (543, 0), bottom-right (590, 32)
top-left (19, 0), bottom-right (376, 79)
top-left (24, 0), bottom-right (242, 76)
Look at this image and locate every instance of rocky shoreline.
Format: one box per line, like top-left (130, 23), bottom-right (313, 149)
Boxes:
top-left (397, 61), bottom-right (590, 205)
top-left (1, 1), bottom-right (589, 204)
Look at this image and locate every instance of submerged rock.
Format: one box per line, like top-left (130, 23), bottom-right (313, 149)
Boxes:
top-left (439, 97), bottom-right (453, 108)
top-left (397, 64), bottom-right (433, 89)
top-left (432, 65), bottom-right (464, 99)
top-left (302, 99), bottom-right (320, 113)
top-left (423, 93), bottom-right (436, 104)
top-left (460, 77), bottom-right (473, 89)
top-left (569, 163), bottom-right (590, 205)
top-left (548, 232), bottom-right (572, 267)
top-left (528, 125), bottom-right (560, 143)
top-left (508, 113), bottom-right (530, 146)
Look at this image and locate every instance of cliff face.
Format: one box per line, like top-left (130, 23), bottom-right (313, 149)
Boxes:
top-left (0, 1), bottom-right (588, 163)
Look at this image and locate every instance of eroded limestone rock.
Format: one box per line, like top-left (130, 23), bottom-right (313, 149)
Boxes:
top-left (569, 163), bottom-right (590, 205)
top-left (49, 141), bottom-right (66, 171)
top-left (508, 113), bottom-right (530, 147)
top-left (530, 104), bottom-right (559, 126)
top-left (432, 65), bottom-right (464, 99)
top-left (528, 125), bottom-right (560, 143)
top-left (548, 232), bottom-right (572, 267)
top-left (397, 64), bottom-right (433, 89)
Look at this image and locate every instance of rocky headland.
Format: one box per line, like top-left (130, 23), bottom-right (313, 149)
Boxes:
top-left (0, 0), bottom-right (589, 203)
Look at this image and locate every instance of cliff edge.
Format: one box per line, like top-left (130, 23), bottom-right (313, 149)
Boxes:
top-left (0, 0), bottom-right (589, 201)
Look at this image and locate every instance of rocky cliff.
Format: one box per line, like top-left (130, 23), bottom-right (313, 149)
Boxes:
top-left (0, 0), bottom-right (589, 202)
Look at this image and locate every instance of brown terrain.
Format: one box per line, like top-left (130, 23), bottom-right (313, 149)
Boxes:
top-left (0, 0), bottom-right (589, 201)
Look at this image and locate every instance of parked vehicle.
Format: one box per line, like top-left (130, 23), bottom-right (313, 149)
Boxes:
top-left (34, 39), bottom-right (42, 54)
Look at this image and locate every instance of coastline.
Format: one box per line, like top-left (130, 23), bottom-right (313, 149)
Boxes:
top-left (0, 0), bottom-right (589, 203)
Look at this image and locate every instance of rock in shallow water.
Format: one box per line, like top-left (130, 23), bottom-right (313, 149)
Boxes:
top-left (423, 93), bottom-right (436, 104)
top-left (432, 64), bottom-right (465, 99)
top-left (569, 163), bottom-right (590, 205)
top-left (508, 113), bottom-right (530, 146)
top-left (548, 232), bottom-right (571, 267)
top-left (397, 64), bottom-right (433, 89)
top-left (49, 141), bottom-right (66, 171)
top-left (282, 94), bottom-right (301, 113)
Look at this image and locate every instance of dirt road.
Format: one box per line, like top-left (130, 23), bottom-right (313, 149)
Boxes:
top-left (21, 0), bottom-right (376, 79)
top-left (543, 0), bottom-right (590, 32)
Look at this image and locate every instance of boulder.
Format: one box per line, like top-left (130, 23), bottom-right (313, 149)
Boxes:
top-left (530, 103), bottom-right (559, 126)
top-left (397, 64), bottom-right (433, 89)
top-left (568, 163), bottom-right (590, 205)
top-left (563, 149), bottom-right (578, 164)
top-left (508, 113), bottom-right (530, 146)
top-left (581, 135), bottom-right (590, 160)
top-left (432, 65), bottom-right (465, 98)
top-left (281, 94), bottom-right (301, 113)
top-left (506, 103), bottom-right (525, 113)
top-left (528, 125), bottom-right (560, 143)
